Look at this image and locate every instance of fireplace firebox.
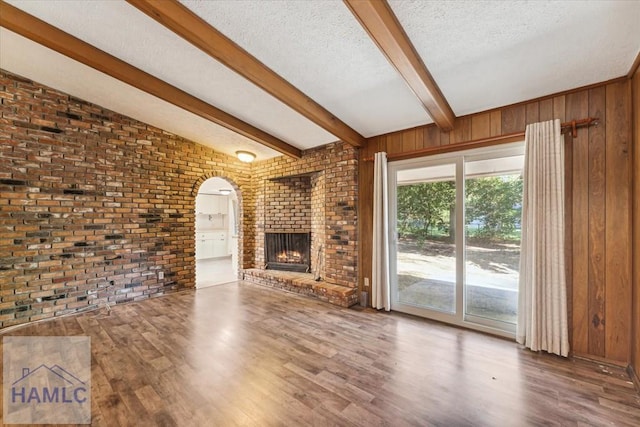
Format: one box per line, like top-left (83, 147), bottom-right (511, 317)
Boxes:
top-left (265, 232), bottom-right (311, 272)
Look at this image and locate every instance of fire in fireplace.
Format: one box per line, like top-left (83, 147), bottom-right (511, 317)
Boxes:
top-left (265, 232), bottom-right (310, 272)
top-left (277, 250), bottom-right (302, 263)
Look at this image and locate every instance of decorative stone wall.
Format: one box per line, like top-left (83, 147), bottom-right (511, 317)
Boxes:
top-left (0, 70), bottom-right (252, 329)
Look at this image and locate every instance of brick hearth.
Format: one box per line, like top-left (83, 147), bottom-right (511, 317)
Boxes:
top-left (243, 269), bottom-right (357, 307)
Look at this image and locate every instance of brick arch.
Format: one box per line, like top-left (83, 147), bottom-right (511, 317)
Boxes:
top-left (192, 171), bottom-right (247, 280)
top-left (192, 170), bottom-right (242, 197)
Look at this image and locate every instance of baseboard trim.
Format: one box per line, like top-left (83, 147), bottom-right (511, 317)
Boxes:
top-left (572, 352), bottom-right (627, 368)
top-left (628, 365), bottom-right (640, 393)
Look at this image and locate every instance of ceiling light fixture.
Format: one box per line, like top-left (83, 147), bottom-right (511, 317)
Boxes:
top-left (218, 189), bottom-right (232, 195)
top-left (236, 150), bottom-right (256, 163)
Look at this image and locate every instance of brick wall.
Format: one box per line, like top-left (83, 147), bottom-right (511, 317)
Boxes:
top-left (251, 143), bottom-right (358, 287)
top-left (324, 144), bottom-right (358, 286)
top-left (0, 70), bottom-right (253, 328)
top-left (0, 69), bottom-right (359, 329)
top-left (264, 176), bottom-right (311, 232)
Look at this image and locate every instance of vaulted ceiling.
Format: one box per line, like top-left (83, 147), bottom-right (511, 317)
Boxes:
top-left (1, 0), bottom-right (638, 161)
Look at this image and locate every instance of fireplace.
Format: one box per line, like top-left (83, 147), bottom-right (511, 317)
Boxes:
top-left (265, 232), bottom-right (311, 272)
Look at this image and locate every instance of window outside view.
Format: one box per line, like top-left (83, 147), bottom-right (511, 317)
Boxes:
top-left (395, 155), bottom-right (523, 327)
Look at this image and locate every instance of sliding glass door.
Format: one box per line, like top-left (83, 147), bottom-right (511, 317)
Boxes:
top-left (389, 143), bottom-right (525, 336)
top-left (395, 162), bottom-right (458, 314)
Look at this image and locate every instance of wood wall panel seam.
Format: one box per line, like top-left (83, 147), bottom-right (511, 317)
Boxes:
top-left (631, 67), bottom-right (640, 386)
top-left (539, 98), bottom-right (554, 122)
top-left (586, 86), bottom-right (606, 357)
top-left (603, 81), bottom-right (632, 363)
top-left (501, 104), bottom-right (526, 135)
top-left (567, 90), bottom-right (590, 356)
top-left (553, 96), bottom-right (566, 123)
top-left (525, 102), bottom-right (540, 125)
top-left (489, 110), bottom-right (502, 137)
top-left (564, 132), bottom-right (574, 357)
top-left (471, 112), bottom-right (491, 140)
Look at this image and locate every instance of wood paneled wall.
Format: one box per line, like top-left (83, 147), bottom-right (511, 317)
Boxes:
top-left (631, 67), bottom-right (640, 385)
top-left (358, 79), bottom-right (633, 364)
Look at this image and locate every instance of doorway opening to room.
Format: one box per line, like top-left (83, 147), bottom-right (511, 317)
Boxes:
top-left (195, 177), bottom-right (240, 288)
top-left (388, 142), bottom-right (525, 336)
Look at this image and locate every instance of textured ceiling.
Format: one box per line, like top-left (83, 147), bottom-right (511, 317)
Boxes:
top-left (1, 0), bottom-right (638, 160)
top-left (0, 28), bottom-right (282, 160)
top-left (390, 0), bottom-right (640, 115)
top-left (180, 0), bottom-right (429, 137)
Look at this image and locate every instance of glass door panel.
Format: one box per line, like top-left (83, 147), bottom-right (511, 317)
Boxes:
top-left (395, 163), bottom-right (457, 313)
top-left (390, 143), bottom-right (525, 336)
top-left (464, 155), bottom-right (524, 325)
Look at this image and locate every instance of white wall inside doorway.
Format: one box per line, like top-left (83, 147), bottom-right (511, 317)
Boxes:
top-left (195, 177), bottom-right (239, 288)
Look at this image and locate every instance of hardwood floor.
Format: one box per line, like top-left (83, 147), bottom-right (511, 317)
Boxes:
top-left (1, 281), bottom-right (639, 426)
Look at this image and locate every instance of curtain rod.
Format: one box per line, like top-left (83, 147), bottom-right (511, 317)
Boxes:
top-left (363, 117), bottom-right (599, 162)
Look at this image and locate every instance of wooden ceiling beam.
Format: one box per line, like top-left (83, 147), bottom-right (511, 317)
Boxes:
top-left (0, 1), bottom-right (301, 158)
top-left (126, 0), bottom-right (365, 148)
top-left (344, 0), bottom-right (456, 131)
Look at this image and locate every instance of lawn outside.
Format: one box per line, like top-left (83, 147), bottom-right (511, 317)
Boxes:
top-left (396, 237), bottom-right (519, 323)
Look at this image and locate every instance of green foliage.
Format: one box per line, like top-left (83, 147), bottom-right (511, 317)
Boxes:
top-left (465, 175), bottom-right (523, 240)
top-left (397, 181), bottom-right (455, 240)
top-left (396, 174), bottom-right (523, 242)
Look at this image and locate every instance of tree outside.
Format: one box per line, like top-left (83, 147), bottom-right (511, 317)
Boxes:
top-left (396, 173), bottom-right (523, 324)
top-left (397, 180), bottom-right (455, 242)
top-left (397, 175), bottom-right (523, 243)
top-left (465, 175), bottom-right (523, 242)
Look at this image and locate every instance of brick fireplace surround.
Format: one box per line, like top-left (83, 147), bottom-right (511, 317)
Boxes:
top-left (0, 70), bottom-right (358, 329)
top-left (243, 143), bottom-right (359, 307)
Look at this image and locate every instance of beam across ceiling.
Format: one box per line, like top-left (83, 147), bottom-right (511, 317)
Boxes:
top-left (127, 0), bottom-right (365, 148)
top-left (344, 0), bottom-right (456, 131)
top-left (0, 1), bottom-right (301, 158)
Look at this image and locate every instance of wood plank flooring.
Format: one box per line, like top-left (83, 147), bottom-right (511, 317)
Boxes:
top-left (1, 281), bottom-right (639, 426)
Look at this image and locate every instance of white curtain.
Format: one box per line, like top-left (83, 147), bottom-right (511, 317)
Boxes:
top-left (372, 152), bottom-right (390, 311)
top-left (517, 119), bottom-right (569, 357)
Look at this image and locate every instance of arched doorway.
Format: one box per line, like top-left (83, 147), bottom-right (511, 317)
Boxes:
top-left (195, 177), bottom-right (239, 288)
